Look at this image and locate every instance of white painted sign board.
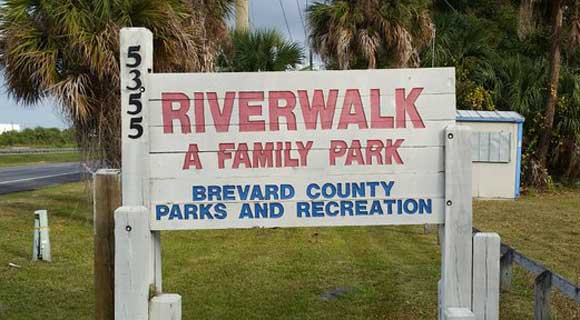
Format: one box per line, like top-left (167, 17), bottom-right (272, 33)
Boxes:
top-left (140, 69), bottom-right (455, 230)
top-left (117, 28), bottom-right (494, 320)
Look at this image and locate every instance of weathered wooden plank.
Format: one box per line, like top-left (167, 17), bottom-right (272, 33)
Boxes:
top-left (441, 125), bottom-right (473, 312)
top-left (534, 271), bottom-right (552, 320)
top-left (499, 248), bottom-right (513, 291)
top-left (472, 233), bottom-right (500, 320)
top-left (149, 68), bottom-right (457, 97)
top-left (120, 27), bottom-right (162, 294)
top-left (114, 206), bottom-right (151, 320)
top-left (148, 147), bottom-right (445, 178)
top-left (94, 169), bottom-right (121, 320)
top-left (149, 173), bottom-right (445, 201)
top-left (444, 308), bottom-right (475, 320)
top-left (150, 294), bottom-right (182, 320)
top-left (32, 210), bottom-right (51, 262)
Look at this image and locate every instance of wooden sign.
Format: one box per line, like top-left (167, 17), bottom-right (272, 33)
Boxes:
top-left (139, 68), bottom-right (456, 230)
top-left (115, 28), bottom-right (498, 320)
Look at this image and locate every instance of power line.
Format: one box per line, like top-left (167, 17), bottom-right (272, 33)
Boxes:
top-left (278, 0), bottom-right (294, 41)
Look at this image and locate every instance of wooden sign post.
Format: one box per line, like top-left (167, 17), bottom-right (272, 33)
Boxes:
top-left (115, 27), bottom-right (499, 320)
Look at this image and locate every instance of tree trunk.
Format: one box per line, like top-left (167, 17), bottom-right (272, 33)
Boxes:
top-left (536, 0), bottom-right (562, 169)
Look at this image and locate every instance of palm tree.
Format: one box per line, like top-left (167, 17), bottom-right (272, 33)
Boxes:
top-left (219, 29), bottom-right (303, 72)
top-left (0, 0), bottom-right (233, 166)
top-left (306, 0), bottom-right (433, 69)
top-left (518, 0), bottom-right (580, 169)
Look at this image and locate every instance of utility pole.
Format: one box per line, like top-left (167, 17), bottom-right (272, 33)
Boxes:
top-left (235, 0), bottom-right (249, 32)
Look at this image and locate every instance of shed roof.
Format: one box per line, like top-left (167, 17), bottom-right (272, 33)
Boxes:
top-left (456, 110), bottom-right (525, 123)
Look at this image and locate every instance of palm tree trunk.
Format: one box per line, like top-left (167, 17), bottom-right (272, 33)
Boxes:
top-left (536, 0), bottom-right (562, 169)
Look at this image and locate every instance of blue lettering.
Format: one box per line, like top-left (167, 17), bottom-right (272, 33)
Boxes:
top-left (223, 185), bottom-right (235, 201)
top-left (169, 205), bottom-right (183, 220)
top-left (380, 181), bottom-right (395, 197)
top-left (306, 184), bottom-right (320, 200)
top-left (200, 204), bottom-right (214, 219)
top-left (156, 205), bottom-right (170, 220)
top-left (321, 183), bottom-right (336, 198)
top-left (250, 185), bottom-right (264, 200)
top-left (325, 201), bottom-right (339, 216)
top-left (369, 200), bottom-right (384, 215)
top-left (340, 201), bottom-right (354, 216)
top-left (404, 199), bottom-right (418, 214)
top-left (192, 186), bottom-right (206, 201)
top-left (207, 185), bottom-right (222, 200)
top-left (296, 202), bottom-right (310, 217)
top-left (255, 203), bottom-right (268, 218)
top-left (214, 203), bottom-right (227, 219)
top-left (352, 183), bottom-right (365, 198)
top-left (312, 201), bottom-right (324, 217)
top-left (237, 185), bottom-right (250, 200)
top-left (280, 184), bottom-right (295, 200)
top-left (239, 203), bottom-right (253, 219)
top-left (184, 204), bottom-right (198, 219)
top-left (270, 203), bottom-right (284, 218)
top-left (355, 200), bottom-right (367, 215)
top-left (419, 199), bottom-right (432, 214)
top-left (264, 185), bottom-right (279, 200)
top-left (383, 199), bottom-right (395, 214)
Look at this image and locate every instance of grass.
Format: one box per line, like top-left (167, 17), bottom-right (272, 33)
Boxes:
top-left (0, 183), bottom-right (578, 319)
top-left (0, 152), bottom-right (80, 167)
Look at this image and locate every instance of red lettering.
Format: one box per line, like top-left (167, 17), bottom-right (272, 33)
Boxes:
top-left (298, 90), bottom-right (338, 130)
top-left (239, 91), bottom-right (265, 132)
top-left (207, 92), bottom-right (235, 132)
top-left (232, 143), bottom-right (252, 168)
top-left (385, 139), bottom-right (404, 164)
top-left (269, 91), bottom-right (297, 131)
top-left (338, 89), bottom-right (368, 129)
top-left (395, 88), bottom-right (425, 128)
top-left (370, 89), bottom-right (394, 129)
top-left (182, 144), bottom-right (202, 170)
top-left (345, 140), bottom-right (364, 165)
top-left (193, 92), bottom-right (205, 133)
top-left (329, 140), bottom-right (347, 165)
top-left (253, 142), bottom-right (274, 167)
top-left (366, 140), bottom-right (384, 165)
top-left (296, 141), bottom-right (313, 166)
top-left (162, 92), bottom-right (191, 134)
top-left (217, 143), bottom-right (235, 169)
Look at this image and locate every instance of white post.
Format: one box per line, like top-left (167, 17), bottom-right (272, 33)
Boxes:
top-left (32, 210), bottom-right (51, 262)
top-left (150, 294), bottom-right (182, 320)
top-left (472, 233), bottom-right (501, 320)
top-left (441, 125), bottom-right (474, 319)
top-left (120, 27), bottom-right (162, 292)
top-left (115, 206), bottom-right (151, 320)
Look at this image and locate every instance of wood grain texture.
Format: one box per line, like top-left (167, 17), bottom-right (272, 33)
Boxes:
top-left (472, 233), bottom-right (500, 320)
top-left (444, 308), bottom-right (476, 320)
top-left (120, 27), bottom-right (162, 294)
top-left (114, 206), bottom-right (151, 320)
top-left (534, 271), bottom-right (552, 320)
top-left (94, 170), bottom-right (121, 320)
top-left (150, 294), bottom-right (182, 320)
top-left (441, 125), bottom-right (473, 312)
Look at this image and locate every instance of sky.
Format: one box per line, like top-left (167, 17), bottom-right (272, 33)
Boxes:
top-left (0, 0), bottom-right (311, 129)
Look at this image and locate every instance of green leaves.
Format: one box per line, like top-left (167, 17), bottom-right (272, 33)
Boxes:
top-left (220, 29), bottom-right (304, 72)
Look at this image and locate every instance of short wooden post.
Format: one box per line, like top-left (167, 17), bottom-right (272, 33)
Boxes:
top-left (115, 206), bottom-right (152, 320)
top-left (94, 169), bottom-right (121, 320)
top-left (472, 233), bottom-right (500, 320)
top-left (441, 125), bottom-right (474, 319)
top-left (534, 271), bottom-right (552, 320)
top-left (32, 210), bottom-right (51, 261)
top-left (499, 248), bottom-right (513, 291)
top-left (445, 308), bottom-right (476, 320)
top-left (150, 294), bottom-right (182, 320)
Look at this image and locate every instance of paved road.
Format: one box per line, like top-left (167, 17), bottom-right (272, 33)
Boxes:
top-left (0, 162), bottom-right (83, 195)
